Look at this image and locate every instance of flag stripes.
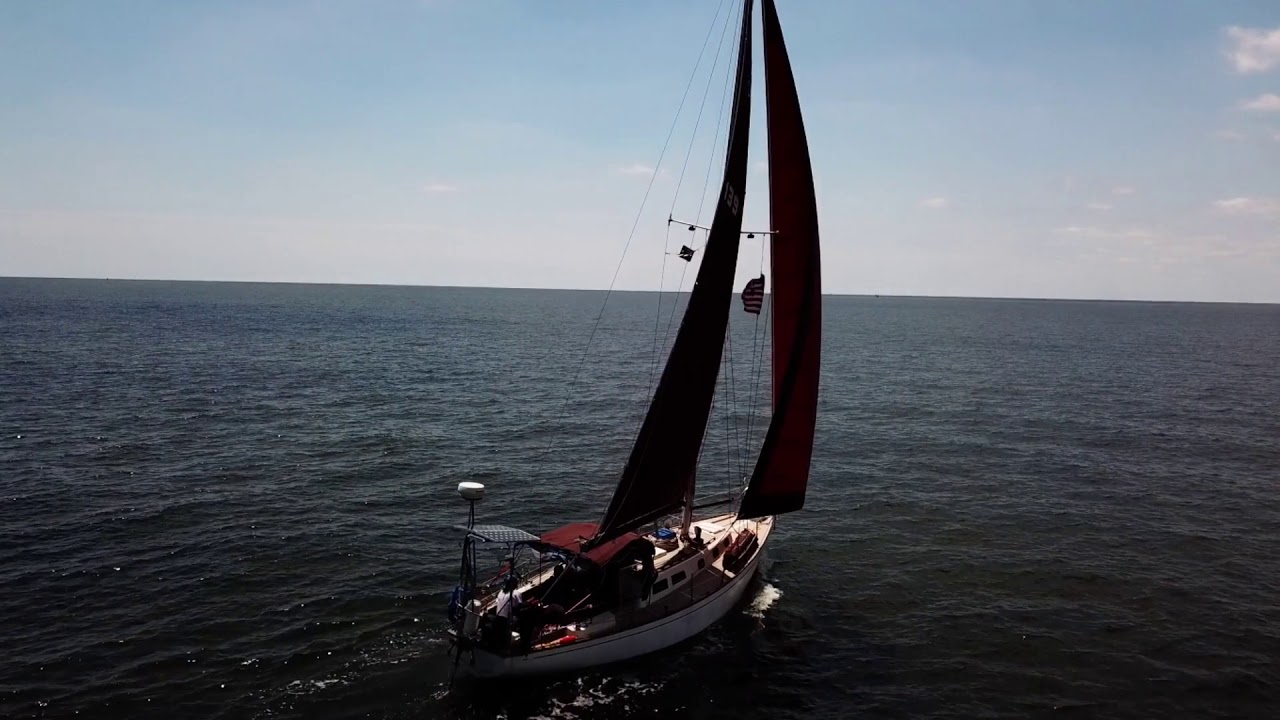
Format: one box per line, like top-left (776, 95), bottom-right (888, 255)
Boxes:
top-left (741, 274), bottom-right (765, 314)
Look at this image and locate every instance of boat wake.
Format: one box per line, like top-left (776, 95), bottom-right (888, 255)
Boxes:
top-left (746, 581), bottom-right (782, 618)
top-left (528, 677), bottom-right (664, 720)
top-left (250, 624), bottom-right (445, 717)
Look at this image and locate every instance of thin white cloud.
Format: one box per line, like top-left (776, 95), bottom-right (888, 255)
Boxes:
top-left (1112, 185), bottom-right (1136, 196)
top-left (1212, 197), bottom-right (1279, 217)
top-left (1051, 223), bottom-right (1277, 266)
top-left (0, 209), bottom-right (456, 284)
top-left (1225, 26), bottom-right (1280, 74)
top-left (614, 163), bottom-right (656, 177)
top-left (1150, 233), bottom-right (1268, 265)
top-left (1213, 127), bottom-right (1280, 143)
top-left (1241, 93), bottom-right (1280, 112)
top-left (423, 182), bottom-right (457, 193)
top-left (1086, 203), bottom-right (1113, 211)
top-left (1054, 225), bottom-right (1155, 241)
top-left (919, 196), bottom-right (948, 209)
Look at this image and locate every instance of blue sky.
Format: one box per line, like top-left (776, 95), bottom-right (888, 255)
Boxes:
top-left (2, 0), bottom-right (1278, 302)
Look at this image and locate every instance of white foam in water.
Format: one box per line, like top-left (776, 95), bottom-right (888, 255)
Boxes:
top-left (282, 674), bottom-right (350, 697)
top-left (530, 677), bottom-right (663, 719)
top-left (746, 582), bottom-right (782, 618)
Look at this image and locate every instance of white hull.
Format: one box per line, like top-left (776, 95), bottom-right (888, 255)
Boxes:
top-left (457, 515), bottom-right (773, 678)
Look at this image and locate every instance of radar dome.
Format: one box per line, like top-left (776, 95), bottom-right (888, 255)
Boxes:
top-left (457, 482), bottom-right (485, 501)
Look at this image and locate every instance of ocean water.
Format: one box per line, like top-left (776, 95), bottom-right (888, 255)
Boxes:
top-left (1, 278), bottom-right (1278, 719)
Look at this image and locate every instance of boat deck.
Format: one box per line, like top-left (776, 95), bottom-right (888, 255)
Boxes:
top-left (522, 514), bottom-right (768, 651)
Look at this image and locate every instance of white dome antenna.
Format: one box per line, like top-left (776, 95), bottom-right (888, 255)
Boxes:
top-left (457, 481), bottom-right (485, 529)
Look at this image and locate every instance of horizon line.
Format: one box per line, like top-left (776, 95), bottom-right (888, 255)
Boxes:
top-left (2, 275), bottom-right (1276, 307)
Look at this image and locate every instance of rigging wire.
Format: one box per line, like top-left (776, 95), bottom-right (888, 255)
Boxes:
top-left (667, 0), bottom-right (750, 503)
top-left (722, 328), bottom-right (736, 500)
top-left (694, 7), bottom-right (743, 232)
top-left (647, 0), bottom-right (740, 401)
top-left (637, 0), bottom-right (744, 515)
top-left (703, 0), bottom-right (748, 490)
top-left (669, 0), bottom-right (740, 219)
top-left (653, 0), bottom-right (743, 379)
top-left (744, 238), bottom-right (771, 482)
top-left (533, 0), bottom-right (734, 472)
top-left (649, 221), bottom-right (675, 392)
top-left (601, 0), bottom-right (752, 537)
top-left (648, 0), bottom-right (733, 397)
top-left (676, 0), bottom-right (750, 509)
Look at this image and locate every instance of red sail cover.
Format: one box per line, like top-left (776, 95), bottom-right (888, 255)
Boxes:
top-left (540, 523), bottom-right (646, 567)
top-left (592, 0), bottom-right (756, 546)
top-left (737, 0), bottom-right (822, 521)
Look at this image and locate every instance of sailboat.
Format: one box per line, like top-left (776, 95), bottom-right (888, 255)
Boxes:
top-left (445, 0), bottom-right (820, 679)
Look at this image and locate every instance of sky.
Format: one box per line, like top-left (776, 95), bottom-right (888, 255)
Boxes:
top-left (1, 0), bottom-right (1279, 303)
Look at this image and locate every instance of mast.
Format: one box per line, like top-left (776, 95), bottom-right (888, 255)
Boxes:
top-left (591, 0), bottom-right (756, 547)
top-left (737, 0), bottom-right (822, 521)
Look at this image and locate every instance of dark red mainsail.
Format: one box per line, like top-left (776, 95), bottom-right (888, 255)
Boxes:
top-left (737, 0), bottom-right (822, 521)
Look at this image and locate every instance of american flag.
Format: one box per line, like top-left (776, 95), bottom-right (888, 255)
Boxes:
top-left (741, 274), bottom-right (766, 314)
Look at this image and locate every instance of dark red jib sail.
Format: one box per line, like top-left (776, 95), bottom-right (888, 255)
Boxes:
top-left (591, 0), bottom-right (756, 546)
top-left (737, 0), bottom-right (822, 521)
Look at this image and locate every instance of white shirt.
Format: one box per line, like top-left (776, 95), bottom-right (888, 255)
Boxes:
top-left (495, 588), bottom-right (522, 618)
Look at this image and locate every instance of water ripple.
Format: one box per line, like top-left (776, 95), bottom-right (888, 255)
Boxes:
top-left (1, 281), bottom-right (1278, 719)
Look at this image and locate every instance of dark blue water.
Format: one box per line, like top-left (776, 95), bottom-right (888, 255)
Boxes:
top-left (2, 278), bottom-right (1278, 719)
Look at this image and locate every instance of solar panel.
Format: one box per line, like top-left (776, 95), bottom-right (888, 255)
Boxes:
top-left (455, 524), bottom-right (540, 543)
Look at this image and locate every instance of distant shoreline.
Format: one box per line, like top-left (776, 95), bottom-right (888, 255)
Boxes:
top-left (2, 275), bottom-right (1276, 306)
